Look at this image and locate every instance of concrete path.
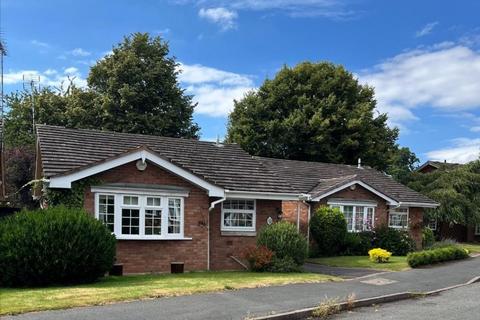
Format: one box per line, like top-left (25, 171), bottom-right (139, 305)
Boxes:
top-left (332, 282), bottom-right (480, 320)
top-left (303, 263), bottom-right (381, 278)
top-left (3, 257), bottom-right (480, 320)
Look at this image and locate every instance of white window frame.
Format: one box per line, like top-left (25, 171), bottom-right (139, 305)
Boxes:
top-left (94, 191), bottom-right (188, 240)
top-left (428, 218), bottom-right (437, 231)
top-left (221, 199), bottom-right (256, 232)
top-left (475, 224), bottom-right (480, 236)
top-left (328, 202), bottom-right (376, 232)
top-left (389, 207), bottom-right (409, 229)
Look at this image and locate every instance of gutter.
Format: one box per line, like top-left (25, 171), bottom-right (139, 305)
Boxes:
top-left (208, 194), bottom-right (227, 271)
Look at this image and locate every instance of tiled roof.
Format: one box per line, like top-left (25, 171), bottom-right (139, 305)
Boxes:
top-left (36, 125), bottom-right (437, 205)
top-left (256, 157), bottom-right (438, 205)
top-left (36, 125), bottom-right (296, 194)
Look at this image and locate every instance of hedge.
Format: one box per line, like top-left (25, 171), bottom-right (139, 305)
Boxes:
top-left (407, 246), bottom-right (469, 268)
top-left (0, 206), bottom-right (116, 287)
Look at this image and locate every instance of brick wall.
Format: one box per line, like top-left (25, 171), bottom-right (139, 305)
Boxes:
top-left (209, 200), bottom-right (281, 270)
top-left (282, 200), bottom-right (309, 237)
top-left (83, 160), bottom-right (210, 274)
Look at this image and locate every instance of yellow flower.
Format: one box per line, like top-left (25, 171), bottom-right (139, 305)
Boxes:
top-left (368, 248), bottom-right (392, 263)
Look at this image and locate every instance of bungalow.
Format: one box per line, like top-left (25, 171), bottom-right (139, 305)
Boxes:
top-left (35, 125), bottom-right (438, 273)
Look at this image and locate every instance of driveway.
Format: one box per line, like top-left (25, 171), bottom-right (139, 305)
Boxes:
top-left (332, 282), bottom-right (480, 320)
top-left (303, 262), bottom-right (382, 278)
top-left (2, 257), bottom-right (480, 320)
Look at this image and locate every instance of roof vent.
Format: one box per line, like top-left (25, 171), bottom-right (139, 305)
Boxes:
top-left (357, 158), bottom-right (362, 169)
top-left (214, 135), bottom-right (224, 147)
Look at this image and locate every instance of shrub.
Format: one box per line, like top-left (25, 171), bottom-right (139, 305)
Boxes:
top-left (422, 228), bottom-right (435, 248)
top-left (341, 232), bottom-right (374, 256)
top-left (241, 245), bottom-right (273, 271)
top-left (373, 226), bottom-right (415, 256)
top-left (368, 248), bottom-right (392, 263)
top-left (431, 238), bottom-right (457, 249)
top-left (0, 206), bottom-right (116, 287)
top-left (257, 221), bottom-right (307, 265)
top-left (310, 207), bottom-right (347, 256)
top-left (407, 245), bottom-right (469, 268)
top-left (268, 256), bottom-right (301, 273)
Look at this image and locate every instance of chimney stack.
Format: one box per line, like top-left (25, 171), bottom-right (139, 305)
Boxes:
top-left (357, 158), bottom-right (362, 168)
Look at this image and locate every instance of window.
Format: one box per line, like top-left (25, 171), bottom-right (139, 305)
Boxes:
top-left (98, 195), bottom-right (115, 232)
top-left (95, 193), bottom-right (184, 239)
top-left (428, 218), bottom-right (437, 231)
top-left (222, 199), bottom-right (256, 231)
top-left (329, 203), bottom-right (375, 232)
top-left (389, 207), bottom-right (409, 229)
top-left (475, 224), bottom-right (480, 235)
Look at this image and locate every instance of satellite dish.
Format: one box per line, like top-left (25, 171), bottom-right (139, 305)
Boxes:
top-left (136, 160), bottom-right (147, 171)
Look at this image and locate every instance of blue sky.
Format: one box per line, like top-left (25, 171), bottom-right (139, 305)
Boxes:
top-left (2, 0), bottom-right (480, 164)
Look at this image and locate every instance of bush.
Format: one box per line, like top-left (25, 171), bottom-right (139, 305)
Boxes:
top-left (368, 248), bottom-right (392, 263)
top-left (0, 206), bottom-right (116, 287)
top-left (407, 246), bottom-right (469, 268)
top-left (422, 228), bottom-right (435, 248)
top-left (241, 245), bottom-right (273, 271)
top-left (341, 232), bottom-right (374, 256)
top-left (431, 238), bottom-right (457, 249)
top-left (373, 226), bottom-right (415, 256)
top-left (310, 207), bottom-right (347, 256)
top-left (258, 221), bottom-right (307, 265)
top-left (268, 256), bottom-right (301, 273)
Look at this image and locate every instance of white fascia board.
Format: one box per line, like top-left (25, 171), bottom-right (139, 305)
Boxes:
top-left (48, 149), bottom-right (225, 197)
top-left (90, 187), bottom-right (190, 197)
top-left (225, 190), bottom-right (301, 201)
top-left (311, 180), bottom-right (399, 205)
top-left (397, 202), bottom-right (440, 208)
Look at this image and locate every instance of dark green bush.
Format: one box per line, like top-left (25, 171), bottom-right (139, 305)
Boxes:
top-left (310, 207), bottom-right (347, 256)
top-left (373, 226), bottom-right (415, 256)
top-left (257, 221), bottom-right (307, 265)
top-left (0, 206), bottom-right (116, 287)
top-left (341, 232), bottom-right (374, 256)
top-left (422, 228), bottom-right (435, 248)
top-left (407, 246), bottom-right (469, 268)
top-left (268, 256), bottom-right (301, 273)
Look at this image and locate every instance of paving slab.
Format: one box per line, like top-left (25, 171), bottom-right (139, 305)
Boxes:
top-left (2, 257), bottom-right (480, 320)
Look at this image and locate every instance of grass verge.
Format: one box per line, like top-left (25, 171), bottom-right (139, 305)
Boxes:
top-left (307, 255), bottom-right (409, 271)
top-left (0, 271), bottom-right (339, 316)
top-left (459, 243), bottom-right (480, 254)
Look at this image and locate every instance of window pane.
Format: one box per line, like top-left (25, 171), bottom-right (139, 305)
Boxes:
top-left (168, 198), bottom-right (181, 234)
top-left (343, 206), bottom-right (353, 231)
top-left (354, 206), bottom-right (364, 231)
top-left (123, 196), bottom-right (139, 206)
top-left (145, 209), bottom-right (162, 235)
top-left (98, 195), bottom-right (115, 232)
top-left (122, 209), bottom-right (140, 234)
top-left (147, 197), bottom-right (161, 207)
top-left (365, 208), bottom-right (374, 231)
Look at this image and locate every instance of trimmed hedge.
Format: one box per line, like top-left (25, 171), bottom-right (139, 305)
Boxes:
top-left (407, 246), bottom-right (469, 268)
top-left (373, 226), bottom-right (415, 256)
top-left (0, 206), bottom-right (116, 287)
top-left (258, 221), bottom-right (307, 265)
top-left (310, 207), bottom-right (347, 256)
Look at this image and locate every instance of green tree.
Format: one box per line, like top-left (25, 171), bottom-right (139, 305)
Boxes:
top-left (88, 33), bottom-right (199, 138)
top-left (387, 147), bottom-right (419, 184)
top-left (226, 62), bottom-right (400, 170)
top-left (408, 160), bottom-right (480, 226)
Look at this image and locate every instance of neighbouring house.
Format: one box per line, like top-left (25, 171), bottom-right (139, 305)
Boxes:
top-left (35, 125), bottom-right (438, 273)
top-left (416, 160), bottom-right (479, 242)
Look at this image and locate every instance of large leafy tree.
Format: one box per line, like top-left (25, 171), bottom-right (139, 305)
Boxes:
top-left (408, 160), bottom-right (480, 226)
top-left (88, 33), bottom-right (199, 138)
top-left (226, 62), bottom-right (401, 170)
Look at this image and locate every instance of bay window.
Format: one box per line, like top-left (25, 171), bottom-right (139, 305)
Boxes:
top-left (389, 207), bottom-right (409, 229)
top-left (329, 203), bottom-right (375, 232)
top-left (221, 199), bottom-right (256, 232)
top-left (94, 191), bottom-right (186, 240)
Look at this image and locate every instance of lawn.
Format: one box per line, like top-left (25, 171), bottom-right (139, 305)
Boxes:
top-left (307, 256), bottom-right (409, 272)
top-left (0, 271), bottom-right (339, 316)
top-left (459, 243), bottom-right (480, 254)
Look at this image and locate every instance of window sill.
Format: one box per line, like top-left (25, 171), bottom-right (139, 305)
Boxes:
top-left (115, 236), bottom-right (192, 241)
top-left (221, 231), bottom-right (257, 237)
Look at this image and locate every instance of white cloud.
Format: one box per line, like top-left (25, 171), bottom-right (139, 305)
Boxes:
top-left (426, 138), bottom-right (480, 164)
top-left (415, 22), bottom-right (439, 38)
top-left (30, 40), bottom-right (50, 48)
top-left (181, 0), bottom-right (353, 18)
top-left (69, 48), bottom-right (91, 57)
top-left (360, 43), bottom-right (480, 128)
top-left (471, 126), bottom-right (480, 132)
top-left (178, 63), bottom-right (254, 116)
top-left (199, 7), bottom-right (238, 30)
top-left (4, 67), bottom-right (87, 90)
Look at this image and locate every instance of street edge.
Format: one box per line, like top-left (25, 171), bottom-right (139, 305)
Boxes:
top-left (251, 276), bottom-right (480, 320)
